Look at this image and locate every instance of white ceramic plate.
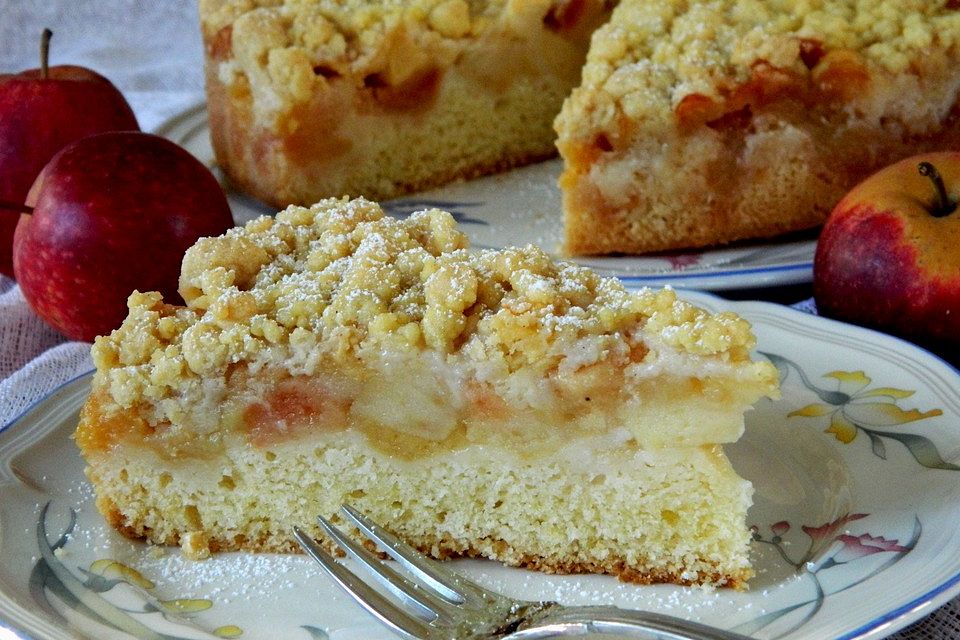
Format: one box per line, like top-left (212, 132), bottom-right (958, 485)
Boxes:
top-left (157, 104), bottom-right (816, 292)
top-left (2, 292), bottom-right (959, 640)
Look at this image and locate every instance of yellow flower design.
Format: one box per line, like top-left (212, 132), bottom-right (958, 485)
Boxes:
top-left (89, 559), bottom-right (155, 589)
top-left (159, 598), bottom-right (214, 613)
top-left (789, 370), bottom-right (942, 444)
top-left (85, 557), bottom-right (240, 635)
top-left (761, 352), bottom-right (957, 470)
top-left (215, 625), bottom-right (244, 637)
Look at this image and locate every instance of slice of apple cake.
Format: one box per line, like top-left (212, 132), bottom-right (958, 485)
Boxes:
top-left (76, 197), bottom-right (779, 587)
top-left (555, 0), bottom-right (960, 254)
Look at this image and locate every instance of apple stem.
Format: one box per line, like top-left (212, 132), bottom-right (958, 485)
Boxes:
top-left (40, 28), bottom-right (53, 79)
top-left (0, 199), bottom-right (34, 215)
top-left (918, 162), bottom-right (957, 218)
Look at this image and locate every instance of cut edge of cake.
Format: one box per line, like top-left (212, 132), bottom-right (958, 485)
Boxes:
top-left (85, 429), bottom-right (756, 587)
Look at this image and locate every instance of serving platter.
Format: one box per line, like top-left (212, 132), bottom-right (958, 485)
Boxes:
top-left (157, 104), bottom-right (816, 292)
top-left (1, 292), bottom-right (959, 640)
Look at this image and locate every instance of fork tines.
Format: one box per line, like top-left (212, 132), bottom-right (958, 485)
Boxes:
top-left (292, 505), bottom-right (522, 640)
top-left (296, 506), bottom-right (758, 640)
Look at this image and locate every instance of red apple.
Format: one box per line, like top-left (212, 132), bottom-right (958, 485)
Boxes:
top-left (12, 131), bottom-right (234, 342)
top-left (0, 29), bottom-right (139, 277)
top-left (814, 151), bottom-right (960, 357)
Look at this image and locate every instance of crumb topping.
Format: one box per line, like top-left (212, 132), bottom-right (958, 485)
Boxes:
top-left (200, 0), bottom-right (515, 121)
top-left (557, 0), bottom-right (960, 135)
top-left (92, 198), bottom-right (758, 418)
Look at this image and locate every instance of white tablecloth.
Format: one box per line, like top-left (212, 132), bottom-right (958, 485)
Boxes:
top-left (0, 2), bottom-right (957, 639)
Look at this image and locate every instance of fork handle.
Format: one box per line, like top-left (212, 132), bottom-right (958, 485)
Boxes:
top-left (505, 605), bottom-right (754, 640)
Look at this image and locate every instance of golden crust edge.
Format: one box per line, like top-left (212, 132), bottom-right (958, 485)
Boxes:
top-left (99, 500), bottom-right (751, 590)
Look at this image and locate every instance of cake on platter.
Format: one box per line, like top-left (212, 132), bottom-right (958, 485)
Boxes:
top-left (557, 0), bottom-right (960, 254)
top-left (75, 197), bottom-right (779, 588)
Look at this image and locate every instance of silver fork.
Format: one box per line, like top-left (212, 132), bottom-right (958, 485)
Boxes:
top-left (292, 505), bottom-right (755, 640)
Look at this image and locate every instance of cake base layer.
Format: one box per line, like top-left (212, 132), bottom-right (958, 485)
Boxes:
top-left (86, 432), bottom-right (754, 588)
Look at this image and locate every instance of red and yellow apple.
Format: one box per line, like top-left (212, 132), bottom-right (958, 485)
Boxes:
top-left (13, 132), bottom-right (234, 342)
top-left (814, 151), bottom-right (960, 356)
top-left (0, 29), bottom-right (139, 277)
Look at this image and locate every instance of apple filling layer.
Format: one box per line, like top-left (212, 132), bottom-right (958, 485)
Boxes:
top-left (79, 347), bottom-right (770, 460)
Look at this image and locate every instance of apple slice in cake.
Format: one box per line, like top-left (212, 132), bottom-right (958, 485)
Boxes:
top-left (76, 197), bottom-right (779, 588)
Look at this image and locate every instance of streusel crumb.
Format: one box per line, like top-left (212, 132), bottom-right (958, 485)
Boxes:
top-left (559, 0), bottom-right (959, 134)
top-left (201, 0), bottom-right (505, 123)
top-left (92, 198), bottom-right (756, 417)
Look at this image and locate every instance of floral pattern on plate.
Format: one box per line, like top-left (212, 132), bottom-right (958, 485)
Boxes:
top-left (743, 513), bottom-right (918, 638)
top-left (33, 503), bottom-right (243, 639)
top-left (764, 352), bottom-right (959, 470)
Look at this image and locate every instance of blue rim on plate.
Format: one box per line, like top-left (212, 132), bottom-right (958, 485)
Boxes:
top-left (0, 369), bottom-right (95, 436)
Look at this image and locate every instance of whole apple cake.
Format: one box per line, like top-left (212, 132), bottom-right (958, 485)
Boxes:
top-left (76, 197), bottom-right (779, 588)
top-left (555, 0), bottom-right (960, 254)
top-left (198, 0), bottom-right (611, 207)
